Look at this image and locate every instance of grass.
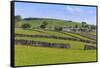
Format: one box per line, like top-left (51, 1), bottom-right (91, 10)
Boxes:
top-left (15, 28), bottom-right (97, 66)
top-left (15, 28), bottom-right (75, 38)
top-left (63, 31), bottom-right (94, 41)
top-left (89, 32), bottom-right (96, 35)
top-left (15, 28), bottom-right (96, 41)
top-left (15, 45), bottom-right (96, 66)
top-left (34, 29), bottom-right (74, 38)
top-left (15, 28), bottom-right (47, 35)
top-left (15, 18), bottom-right (82, 28)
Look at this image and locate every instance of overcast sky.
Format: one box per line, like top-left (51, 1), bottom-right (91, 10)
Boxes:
top-left (15, 2), bottom-right (97, 25)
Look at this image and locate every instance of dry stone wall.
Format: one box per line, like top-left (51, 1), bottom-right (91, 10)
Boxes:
top-left (15, 40), bottom-right (70, 49)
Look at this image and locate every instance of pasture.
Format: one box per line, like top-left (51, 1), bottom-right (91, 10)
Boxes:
top-left (15, 45), bottom-right (96, 66)
top-left (15, 28), bottom-right (97, 66)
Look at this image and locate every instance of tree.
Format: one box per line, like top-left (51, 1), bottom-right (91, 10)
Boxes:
top-left (75, 24), bottom-right (78, 28)
top-left (15, 15), bottom-right (22, 22)
top-left (67, 20), bottom-right (72, 22)
top-left (54, 26), bottom-right (62, 31)
top-left (82, 21), bottom-right (86, 25)
top-left (21, 23), bottom-right (31, 29)
top-left (40, 21), bottom-right (48, 29)
top-left (81, 21), bottom-right (86, 28)
top-left (85, 24), bottom-right (89, 28)
top-left (90, 25), bottom-right (96, 30)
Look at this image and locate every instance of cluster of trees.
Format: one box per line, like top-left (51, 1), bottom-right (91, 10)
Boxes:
top-left (15, 15), bottom-right (96, 32)
top-left (54, 27), bottom-right (62, 31)
top-left (15, 15), bottom-right (31, 29)
top-left (15, 15), bottom-right (49, 30)
top-left (40, 21), bottom-right (48, 29)
top-left (21, 23), bottom-right (31, 29)
top-left (74, 22), bottom-right (89, 29)
top-left (40, 21), bottom-right (63, 31)
top-left (20, 20), bottom-right (96, 32)
top-left (20, 21), bottom-right (63, 31)
top-left (15, 15), bottom-right (22, 22)
top-left (20, 21), bottom-right (48, 30)
top-left (73, 21), bottom-right (96, 32)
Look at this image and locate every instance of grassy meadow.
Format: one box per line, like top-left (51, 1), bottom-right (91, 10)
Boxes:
top-left (15, 45), bottom-right (96, 66)
top-left (14, 18), bottom-right (97, 66)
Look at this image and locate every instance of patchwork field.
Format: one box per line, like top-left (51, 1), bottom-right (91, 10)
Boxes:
top-left (15, 28), bottom-right (97, 66)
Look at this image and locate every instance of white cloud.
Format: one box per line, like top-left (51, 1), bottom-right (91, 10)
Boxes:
top-left (66, 6), bottom-right (83, 13)
top-left (66, 6), bottom-right (73, 12)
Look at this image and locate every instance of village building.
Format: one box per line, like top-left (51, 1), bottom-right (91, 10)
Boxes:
top-left (62, 27), bottom-right (95, 32)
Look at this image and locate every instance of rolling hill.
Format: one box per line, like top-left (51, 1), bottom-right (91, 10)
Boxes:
top-left (15, 18), bottom-right (82, 28)
top-left (14, 18), bottom-right (97, 66)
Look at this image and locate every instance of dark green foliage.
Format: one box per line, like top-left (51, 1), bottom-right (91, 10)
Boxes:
top-left (54, 26), bottom-right (62, 31)
top-left (81, 21), bottom-right (87, 28)
top-left (15, 15), bottom-right (22, 22)
top-left (21, 23), bottom-right (31, 29)
top-left (67, 20), bottom-right (72, 22)
top-left (85, 24), bottom-right (89, 28)
top-left (90, 25), bottom-right (96, 30)
top-left (59, 27), bottom-right (63, 31)
top-left (40, 21), bottom-right (48, 29)
top-left (23, 17), bottom-right (42, 20)
top-left (40, 25), bottom-right (45, 29)
top-left (82, 21), bottom-right (86, 25)
top-left (75, 24), bottom-right (78, 28)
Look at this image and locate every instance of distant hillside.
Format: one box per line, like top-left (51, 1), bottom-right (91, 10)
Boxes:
top-left (15, 18), bottom-right (83, 28)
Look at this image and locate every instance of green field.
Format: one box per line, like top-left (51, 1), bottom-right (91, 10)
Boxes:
top-left (15, 45), bottom-right (96, 66)
top-left (15, 18), bottom-right (82, 28)
top-left (15, 28), bottom-right (95, 41)
top-left (15, 18), bottom-right (97, 66)
top-left (15, 28), bottom-right (47, 35)
top-left (89, 32), bottom-right (96, 35)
